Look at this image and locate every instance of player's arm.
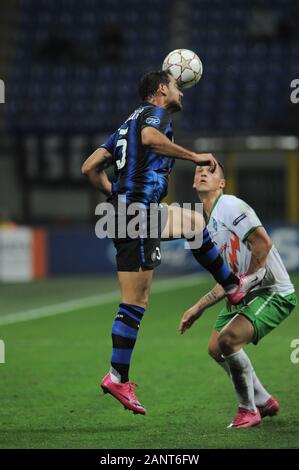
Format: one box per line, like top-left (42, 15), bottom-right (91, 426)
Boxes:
top-left (179, 283), bottom-right (225, 335)
top-left (141, 126), bottom-right (216, 168)
top-left (220, 197), bottom-right (271, 275)
top-left (245, 227), bottom-right (272, 275)
top-left (81, 147), bottom-right (113, 196)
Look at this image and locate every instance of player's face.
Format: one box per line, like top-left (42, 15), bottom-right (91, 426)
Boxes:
top-left (193, 165), bottom-right (225, 193)
top-left (164, 75), bottom-right (183, 112)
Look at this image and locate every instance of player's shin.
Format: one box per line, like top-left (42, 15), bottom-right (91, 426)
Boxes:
top-left (190, 227), bottom-right (239, 290)
top-left (217, 357), bottom-right (231, 376)
top-left (214, 355), bottom-right (271, 407)
top-left (252, 369), bottom-right (271, 406)
top-left (110, 303), bottom-right (145, 383)
top-left (223, 349), bottom-right (256, 411)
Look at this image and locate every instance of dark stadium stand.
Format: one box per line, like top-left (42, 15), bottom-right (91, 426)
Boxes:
top-left (5, 0), bottom-right (299, 135)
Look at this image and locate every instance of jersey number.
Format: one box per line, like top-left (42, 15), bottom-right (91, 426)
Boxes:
top-left (116, 127), bottom-right (128, 170)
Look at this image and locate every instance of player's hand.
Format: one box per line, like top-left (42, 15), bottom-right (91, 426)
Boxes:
top-left (179, 304), bottom-right (204, 335)
top-left (194, 153), bottom-right (217, 173)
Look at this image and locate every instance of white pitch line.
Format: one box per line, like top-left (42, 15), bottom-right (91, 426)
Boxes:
top-left (0, 273), bottom-right (208, 326)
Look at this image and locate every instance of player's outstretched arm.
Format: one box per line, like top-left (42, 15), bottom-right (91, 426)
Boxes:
top-left (179, 284), bottom-right (225, 335)
top-left (81, 147), bottom-right (113, 196)
top-left (141, 126), bottom-right (216, 168)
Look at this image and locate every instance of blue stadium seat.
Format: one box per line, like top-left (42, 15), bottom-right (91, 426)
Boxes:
top-left (7, 0), bottom-right (297, 134)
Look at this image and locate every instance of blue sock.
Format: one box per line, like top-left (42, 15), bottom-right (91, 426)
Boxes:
top-left (111, 303), bottom-right (145, 383)
top-left (191, 228), bottom-right (239, 289)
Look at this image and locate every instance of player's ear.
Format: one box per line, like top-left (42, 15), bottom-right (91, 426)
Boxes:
top-left (159, 82), bottom-right (168, 96)
top-left (220, 178), bottom-right (226, 190)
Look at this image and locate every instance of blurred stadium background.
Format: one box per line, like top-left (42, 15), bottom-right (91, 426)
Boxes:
top-left (0, 0), bottom-right (299, 449)
top-left (1, 0), bottom-right (299, 281)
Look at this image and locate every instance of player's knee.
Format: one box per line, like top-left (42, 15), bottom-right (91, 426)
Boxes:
top-left (208, 343), bottom-right (222, 362)
top-left (135, 288), bottom-right (150, 309)
top-left (207, 342), bottom-right (218, 358)
top-left (217, 330), bottom-right (237, 355)
top-left (122, 279), bottom-right (151, 308)
top-left (141, 294), bottom-right (149, 309)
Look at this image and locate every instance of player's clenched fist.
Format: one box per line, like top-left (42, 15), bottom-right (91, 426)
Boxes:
top-left (193, 153), bottom-right (217, 172)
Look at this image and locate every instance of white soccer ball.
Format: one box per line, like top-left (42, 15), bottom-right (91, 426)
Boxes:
top-left (162, 49), bottom-right (203, 89)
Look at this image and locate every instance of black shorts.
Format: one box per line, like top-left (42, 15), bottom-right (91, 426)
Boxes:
top-left (108, 199), bottom-right (168, 272)
top-left (113, 236), bottom-right (161, 271)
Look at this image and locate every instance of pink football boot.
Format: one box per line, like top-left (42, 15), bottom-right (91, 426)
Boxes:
top-left (226, 268), bottom-right (266, 305)
top-left (101, 373), bottom-right (146, 415)
top-left (257, 396), bottom-right (280, 418)
top-left (227, 406), bottom-right (261, 429)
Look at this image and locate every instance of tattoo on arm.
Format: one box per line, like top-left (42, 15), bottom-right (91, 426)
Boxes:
top-left (201, 284), bottom-right (225, 309)
top-left (204, 291), bottom-right (218, 303)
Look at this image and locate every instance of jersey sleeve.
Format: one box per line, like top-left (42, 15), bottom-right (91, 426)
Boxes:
top-left (140, 106), bottom-right (172, 134)
top-left (219, 196), bottom-right (263, 241)
top-left (100, 131), bottom-right (117, 154)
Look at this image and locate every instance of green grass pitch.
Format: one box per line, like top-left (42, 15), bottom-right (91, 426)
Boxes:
top-left (0, 274), bottom-right (298, 449)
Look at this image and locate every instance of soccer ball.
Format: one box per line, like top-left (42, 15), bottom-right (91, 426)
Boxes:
top-left (162, 49), bottom-right (203, 89)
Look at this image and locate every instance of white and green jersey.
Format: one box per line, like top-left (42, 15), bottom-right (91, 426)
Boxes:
top-left (206, 194), bottom-right (294, 297)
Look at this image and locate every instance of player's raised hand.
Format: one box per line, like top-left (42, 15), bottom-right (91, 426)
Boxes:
top-left (179, 303), bottom-right (205, 335)
top-left (194, 153), bottom-right (217, 173)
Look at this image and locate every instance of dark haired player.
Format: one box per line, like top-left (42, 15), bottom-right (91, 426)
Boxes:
top-left (82, 70), bottom-right (265, 415)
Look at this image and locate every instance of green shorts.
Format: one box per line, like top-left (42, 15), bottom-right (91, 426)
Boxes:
top-left (214, 289), bottom-right (297, 345)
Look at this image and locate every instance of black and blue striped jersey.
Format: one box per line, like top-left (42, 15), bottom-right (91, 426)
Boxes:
top-left (101, 103), bottom-right (174, 207)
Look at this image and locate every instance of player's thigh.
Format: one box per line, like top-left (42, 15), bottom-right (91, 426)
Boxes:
top-left (161, 205), bottom-right (205, 239)
top-left (218, 314), bottom-right (255, 352)
top-left (207, 330), bottom-right (223, 361)
top-left (118, 269), bottom-right (154, 308)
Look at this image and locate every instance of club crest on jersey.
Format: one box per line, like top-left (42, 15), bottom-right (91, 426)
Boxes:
top-left (233, 213), bottom-right (247, 226)
top-left (212, 217), bottom-right (218, 231)
top-left (145, 116), bottom-right (160, 126)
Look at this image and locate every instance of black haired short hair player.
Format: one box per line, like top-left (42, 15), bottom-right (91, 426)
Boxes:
top-left (81, 71), bottom-right (266, 416)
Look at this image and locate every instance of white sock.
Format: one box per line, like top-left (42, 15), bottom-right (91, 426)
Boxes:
top-left (217, 354), bottom-right (270, 407)
top-left (218, 359), bottom-right (231, 376)
top-left (224, 349), bottom-right (256, 412)
top-left (252, 369), bottom-right (271, 406)
top-left (109, 366), bottom-right (121, 383)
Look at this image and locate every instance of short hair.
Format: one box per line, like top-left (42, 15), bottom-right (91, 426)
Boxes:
top-left (138, 70), bottom-right (172, 101)
top-left (217, 161), bottom-right (226, 178)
